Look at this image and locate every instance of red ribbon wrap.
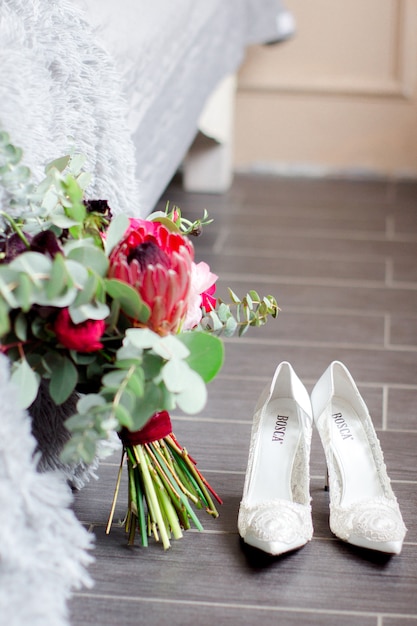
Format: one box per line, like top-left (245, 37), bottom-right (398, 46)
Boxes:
top-left (119, 411), bottom-right (172, 446)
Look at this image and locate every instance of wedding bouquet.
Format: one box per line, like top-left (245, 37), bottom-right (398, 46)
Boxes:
top-left (0, 131), bottom-right (278, 549)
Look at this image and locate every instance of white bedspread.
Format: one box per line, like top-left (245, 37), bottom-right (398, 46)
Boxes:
top-left (73, 0), bottom-right (294, 212)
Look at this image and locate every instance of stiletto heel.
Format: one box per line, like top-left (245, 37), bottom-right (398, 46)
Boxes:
top-left (311, 361), bottom-right (407, 554)
top-left (238, 362), bottom-right (313, 556)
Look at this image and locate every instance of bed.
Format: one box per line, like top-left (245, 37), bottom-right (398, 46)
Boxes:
top-left (72, 0), bottom-right (294, 211)
top-left (1, 0), bottom-right (294, 218)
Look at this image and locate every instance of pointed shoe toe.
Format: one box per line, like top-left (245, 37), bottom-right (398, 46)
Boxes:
top-left (238, 362), bottom-right (313, 557)
top-left (330, 498), bottom-right (406, 555)
top-left (238, 500), bottom-right (313, 556)
top-left (311, 361), bottom-right (407, 555)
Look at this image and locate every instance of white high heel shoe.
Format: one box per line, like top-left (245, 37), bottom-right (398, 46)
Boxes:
top-left (311, 361), bottom-right (407, 554)
top-left (238, 362), bottom-right (314, 555)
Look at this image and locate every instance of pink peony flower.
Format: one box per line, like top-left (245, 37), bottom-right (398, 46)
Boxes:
top-left (53, 308), bottom-right (105, 352)
top-left (108, 219), bottom-right (194, 335)
top-left (183, 261), bottom-right (218, 330)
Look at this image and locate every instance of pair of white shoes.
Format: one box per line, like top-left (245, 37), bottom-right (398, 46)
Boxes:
top-left (238, 361), bottom-right (407, 556)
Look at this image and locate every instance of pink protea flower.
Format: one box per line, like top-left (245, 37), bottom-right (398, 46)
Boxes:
top-left (108, 218), bottom-right (194, 335)
top-left (183, 261), bottom-right (218, 330)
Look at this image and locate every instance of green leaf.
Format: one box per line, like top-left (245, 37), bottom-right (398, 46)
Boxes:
top-left (124, 327), bottom-right (158, 350)
top-left (68, 154), bottom-right (86, 175)
top-left (105, 279), bottom-right (150, 322)
top-left (177, 331), bottom-right (224, 382)
top-left (104, 214), bottom-right (129, 256)
top-left (50, 213), bottom-right (81, 229)
top-left (102, 370), bottom-right (127, 388)
top-left (152, 334), bottom-right (190, 361)
top-left (207, 310), bottom-right (223, 332)
top-left (126, 368), bottom-right (145, 396)
top-left (162, 358), bottom-right (191, 393)
top-left (11, 358), bottom-right (40, 408)
top-left (46, 253), bottom-right (67, 299)
top-left (217, 302), bottom-right (231, 323)
top-left (14, 312), bottom-right (27, 341)
top-left (45, 155), bottom-right (71, 174)
top-left (175, 370), bottom-right (207, 414)
top-left (130, 383), bottom-right (163, 430)
top-left (224, 316), bottom-right (238, 337)
top-left (228, 288), bottom-right (241, 304)
top-left (114, 403), bottom-right (135, 429)
top-left (14, 272), bottom-right (32, 312)
top-left (76, 172), bottom-right (91, 190)
top-left (49, 356), bottom-right (78, 404)
top-left (77, 393), bottom-right (106, 414)
top-left (0, 299), bottom-right (10, 337)
top-left (69, 300), bottom-right (109, 324)
top-left (10, 251), bottom-right (52, 284)
top-left (150, 216), bottom-right (181, 233)
top-left (0, 267), bottom-right (19, 308)
top-left (72, 272), bottom-right (99, 307)
top-left (67, 245), bottom-right (109, 277)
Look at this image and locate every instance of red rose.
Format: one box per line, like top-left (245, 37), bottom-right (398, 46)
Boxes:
top-left (108, 218), bottom-right (194, 335)
top-left (53, 308), bottom-right (105, 352)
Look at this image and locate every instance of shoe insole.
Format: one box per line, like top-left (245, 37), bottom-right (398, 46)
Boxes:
top-left (249, 398), bottom-right (302, 505)
top-left (330, 396), bottom-right (384, 506)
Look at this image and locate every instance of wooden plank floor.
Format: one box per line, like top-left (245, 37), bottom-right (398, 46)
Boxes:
top-left (70, 174), bottom-right (417, 625)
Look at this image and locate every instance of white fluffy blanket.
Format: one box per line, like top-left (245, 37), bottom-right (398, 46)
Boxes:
top-left (0, 0), bottom-right (142, 216)
top-left (0, 354), bottom-right (94, 626)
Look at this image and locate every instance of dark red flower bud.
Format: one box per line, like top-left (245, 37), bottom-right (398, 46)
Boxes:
top-left (30, 231), bottom-right (63, 258)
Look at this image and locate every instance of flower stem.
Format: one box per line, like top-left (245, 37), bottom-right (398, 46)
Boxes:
top-left (0, 212), bottom-right (31, 247)
top-left (135, 444), bottom-right (171, 550)
top-left (106, 449), bottom-right (125, 534)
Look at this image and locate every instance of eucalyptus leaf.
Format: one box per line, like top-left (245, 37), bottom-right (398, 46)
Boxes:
top-left (114, 403), bottom-right (135, 429)
top-left (50, 214), bottom-right (81, 229)
top-left (102, 370), bottom-right (128, 388)
top-left (105, 279), bottom-right (149, 322)
top-left (162, 358), bottom-right (191, 393)
top-left (45, 155), bottom-right (71, 174)
top-left (68, 154), bottom-right (86, 175)
top-left (104, 214), bottom-right (129, 256)
top-left (228, 288), bottom-right (241, 304)
top-left (119, 387), bottom-right (136, 415)
top-left (49, 356), bottom-right (78, 404)
top-left (46, 254), bottom-right (68, 299)
top-left (10, 252), bottom-right (52, 285)
top-left (69, 300), bottom-right (109, 323)
top-left (65, 259), bottom-right (89, 289)
top-left (126, 368), bottom-right (145, 396)
top-left (76, 172), bottom-right (91, 190)
top-left (153, 334), bottom-right (190, 361)
top-left (14, 272), bottom-right (32, 312)
top-left (130, 384), bottom-right (163, 431)
top-left (224, 315), bottom-right (238, 337)
top-left (124, 327), bottom-right (159, 351)
top-left (0, 268), bottom-right (19, 308)
top-left (77, 393), bottom-right (106, 413)
top-left (67, 245), bottom-right (109, 277)
top-left (0, 300), bottom-right (10, 336)
top-left (11, 358), bottom-right (40, 408)
top-left (178, 331), bottom-right (224, 382)
top-left (14, 311), bottom-right (27, 341)
top-left (175, 370), bottom-right (207, 414)
top-left (72, 272), bottom-right (99, 307)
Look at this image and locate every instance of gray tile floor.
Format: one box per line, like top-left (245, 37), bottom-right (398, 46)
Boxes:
top-left (70, 174), bottom-right (417, 625)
